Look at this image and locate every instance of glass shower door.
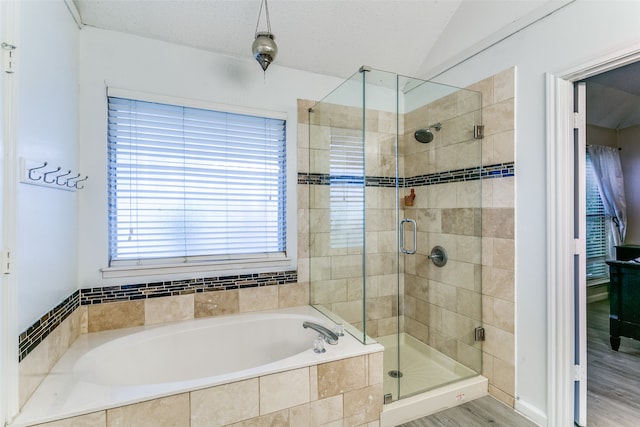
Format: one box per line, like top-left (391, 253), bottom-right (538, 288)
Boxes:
top-left (308, 66), bottom-right (484, 404)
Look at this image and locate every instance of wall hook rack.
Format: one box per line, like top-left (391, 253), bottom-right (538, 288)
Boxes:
top-left (20, 158), bottom-right (87, 191)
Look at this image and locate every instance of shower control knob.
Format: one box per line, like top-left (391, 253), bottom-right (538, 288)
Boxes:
top-left (428, 246), bottom-right (447, 267)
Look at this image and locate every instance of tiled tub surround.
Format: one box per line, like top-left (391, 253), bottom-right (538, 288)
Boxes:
top-left (298, 67), bottom-right (516, 406)
top-left (17, 273), bottom-right (305, 410)
top-left (12, 306), bottom-right (384, 427)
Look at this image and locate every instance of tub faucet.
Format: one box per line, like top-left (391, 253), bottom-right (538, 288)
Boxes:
top-left (302, 321), bottom-right (339, 345)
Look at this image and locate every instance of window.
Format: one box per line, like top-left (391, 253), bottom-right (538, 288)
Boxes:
top-left (585, 152), bottom-right (609, 282)
top-left (329, 127), bottom-right (364, 249)
top-left (107, 91), bottom-right (287, 271)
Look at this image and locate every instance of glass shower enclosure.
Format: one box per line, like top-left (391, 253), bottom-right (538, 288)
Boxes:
top-left (308, 67), bottom-right (483, 402)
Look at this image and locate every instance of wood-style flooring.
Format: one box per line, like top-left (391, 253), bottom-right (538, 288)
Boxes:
top-left (398, 395), bottom-right (537, 426)
top-left (400, 299), bottom-right (640, 426)
top-left (586, 298), bottom-right (640, 426)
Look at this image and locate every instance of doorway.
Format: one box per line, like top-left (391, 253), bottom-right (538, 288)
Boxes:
top-left (547, 46), bottom-right (640, 427)
top-left (580, 61), bottom-right (640, 426)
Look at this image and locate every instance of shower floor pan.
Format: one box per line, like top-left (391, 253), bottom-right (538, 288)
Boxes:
top-left (377, 333), bottom-right (487, 426)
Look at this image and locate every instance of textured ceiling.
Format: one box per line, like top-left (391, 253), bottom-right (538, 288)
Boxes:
top-left (585, 61), bottom-right (640, 130)
top-left (72, 0), bottom-right (640, 129)
top-left (72, 0), bottom-right (572, 79)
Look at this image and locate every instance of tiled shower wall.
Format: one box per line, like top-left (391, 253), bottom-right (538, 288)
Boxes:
top-left (401, 86), bottom-right (484, 373)
top-left (472, 68), bottom-right (516, 406)
top-left (298, 66), bottom-right (516, 406)
top-left (300, 102), bottom-right (399, 338)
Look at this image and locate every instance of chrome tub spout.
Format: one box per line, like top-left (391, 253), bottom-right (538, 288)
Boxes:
top-left (302, 321), bottom-right (339, 345)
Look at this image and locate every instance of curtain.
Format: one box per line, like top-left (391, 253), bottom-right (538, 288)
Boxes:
top-left (586, 145), bottom-right (627, 258)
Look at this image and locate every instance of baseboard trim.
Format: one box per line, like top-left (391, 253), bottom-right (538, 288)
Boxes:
top-left (515, 398), bottom-right (547, 426)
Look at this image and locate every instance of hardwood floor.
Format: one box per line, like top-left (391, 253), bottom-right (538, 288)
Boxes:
top-left (400, 299), bottom-right (640, 426)
top-left (586, 298), bottom-right (640, 426)
top-left (398, 396), bottom-right (537, 426)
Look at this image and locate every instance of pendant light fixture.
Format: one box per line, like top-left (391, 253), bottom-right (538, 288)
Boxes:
top-left (252, 0), bottom-right (278, 72)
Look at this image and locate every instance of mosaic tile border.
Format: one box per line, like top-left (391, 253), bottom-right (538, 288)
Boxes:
top-left (18, 290), bottom-right (80, 362)
top-left (80, 271), bottom-right (297, 305)
top-left (298, 162), bottom-right (514, 187)
top-left (19, 271), bottom-right (297, 362)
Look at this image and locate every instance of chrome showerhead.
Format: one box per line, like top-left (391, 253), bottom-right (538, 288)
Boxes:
top-left (414, 122), bottom-right (442, 143)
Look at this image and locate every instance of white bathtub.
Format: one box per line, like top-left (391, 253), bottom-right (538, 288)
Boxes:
top-left (11, 305), bottom-right (382, 427)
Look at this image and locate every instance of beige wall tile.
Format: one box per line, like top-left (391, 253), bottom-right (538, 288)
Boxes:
top-left (309, 365), bottom-right (318, 401)
top-left (88, 300), bottom-right (145, 333)
top-left (483, 325), bottom-right (515, 365)
top-left (238, 285), bottom-right (278, 312)
top-left (106, 393), bottom-right (189, 427)
top-left (19, 342), bottom-right (49, 408)
top-left (492, 177), bottom-right (514, 208)
top-left (309, 395), bottom-right (343, 425)
top-left (311, 279), bottom-right (347, 305)
top-left (297, 99), bottom-right (315, 125)
top-left (367, 352), bottom-right (384, 386)
top-left (492, 130), bottom-right (515, 164)
top-left (33, 411), bottom-right (107, 427)
top-left (492, 238), bottom-right (515, 271)
top-left (191, 379), bottom-right (259, 427)
top-left (488, 384), bottom-right (516, 408)
top-left (366, 296), bottom-right (393, 321)
top-left (343, 384), bottom-right (384, 424)
top-left (260, 368), bottom-right (310, 415)
top-left (405, 317), bottom-right (429, 344)
top-left (377, 316), bottom-right (399, 337)
top-left (457, 341), bottom-right (482, 373)
top-left (227, 409), bottom-right (289, 427)
top-left (46, 316), bottom-right (72, 370)
top-left (491, 298), bottom-right (515, 333)
top-left (317, 356), bottom-right (367, 399)
top-left (493, 68), bottom-right (515, 103)
top-left (493, 357), bottom-right (516, 396)
top-left (330, 300), bottom-right (363, 324)
top-left (441, 208), bottom-right (481, 236)
top-left (289, 404), bottom-right (311, 426)
top-left (483, 99), bottom-right (515, 137)
top-left (194, 289), bottom-right (239, 318)
top-left (466, 76), bottom-right (493, 108)
top-left (482, 208), bottom-right (514, 239)
top-left (279, 282), bottom-right (309, 308)
top-left (145, 294), bottom-right (194, 325)
top-left (482, 267), bottom-right (515, 302)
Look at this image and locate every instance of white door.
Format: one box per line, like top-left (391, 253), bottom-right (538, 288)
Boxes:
top-left (573, 81), bottom-right (587, 427)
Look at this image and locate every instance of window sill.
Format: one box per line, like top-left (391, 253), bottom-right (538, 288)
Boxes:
top-left (101, 257), bottom-right (293, 280)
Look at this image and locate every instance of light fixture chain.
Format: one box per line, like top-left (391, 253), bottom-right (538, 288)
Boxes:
top-left (254, 0), bottom-right (272, 36)
top-left (264, 0), bottom-right (271, 33)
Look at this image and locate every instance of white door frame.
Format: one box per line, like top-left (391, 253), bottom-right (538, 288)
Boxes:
top-left (546, 44), bottom-right (640, 427)
top-left (1, 0), bottom-right (19, 424)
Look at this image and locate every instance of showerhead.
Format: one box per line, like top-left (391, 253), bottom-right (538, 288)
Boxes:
top-left (414, 122), bottom-right (442, 143)
top-left (414, 128), bottom-right (434, 143)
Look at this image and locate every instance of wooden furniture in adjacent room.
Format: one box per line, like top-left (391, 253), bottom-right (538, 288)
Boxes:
top-left (607, 245), bottom-right (640, 351)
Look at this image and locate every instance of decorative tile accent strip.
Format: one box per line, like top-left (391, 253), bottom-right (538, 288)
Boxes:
top-left (80, 271), bottom-right (298, 305)
top-left (18, 290), bottom-right (80, 362)
top-left (298, 162), bottom-right (514, 187)
top-left (18, 271), bottom-right (297, 362)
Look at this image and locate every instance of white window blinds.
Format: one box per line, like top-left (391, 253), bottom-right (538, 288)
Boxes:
top-left (329, 127), bottom-right (364, 249)
top-left (107, 95), bottom-right (287, 266)
top-left (585, 152), bottom-right (608, 281)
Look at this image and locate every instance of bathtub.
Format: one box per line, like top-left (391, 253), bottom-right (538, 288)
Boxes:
top-left (11, 305), bottom-right (383, 427)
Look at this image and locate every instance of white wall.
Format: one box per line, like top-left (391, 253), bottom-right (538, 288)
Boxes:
top-left (430, 0), bottom-right (640, 422)
top-left (77, 27), bottom-right (343, 287)
top-left (15, 1), bottom-right (79, 332)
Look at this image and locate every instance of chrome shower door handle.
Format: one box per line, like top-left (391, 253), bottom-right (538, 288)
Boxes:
top-left (400, 218), bottom-right (417, 255)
